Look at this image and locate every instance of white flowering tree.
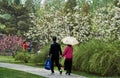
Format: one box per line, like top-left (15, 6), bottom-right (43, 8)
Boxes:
top-left (25, 0), bottom-right (120, 47)
top-left (25, 7), bottom-right (92, 45)
top-left (91, 6), bottom-right (120, 41)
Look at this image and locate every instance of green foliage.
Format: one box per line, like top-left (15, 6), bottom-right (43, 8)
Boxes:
top-left (112, 40), bottom-right (120, 51)
top-left (73, 39), bottom-right (120, 76)
top-left (82, 2), bottom-right (90, 15)
top-left (25, 0), bottom-right (35, 13)
top-left (64, 0), bottom-right (76, 14)
top-left (15, 52), bottom-right (31, 63)
top-left (32, 44), bottom-right (50, 64)
top-left (0, 0), bottom-right (34, 35)
top-left (114, 0), bottom-right (120, 8)
top-left (14, 0), bottom-right (20, 5)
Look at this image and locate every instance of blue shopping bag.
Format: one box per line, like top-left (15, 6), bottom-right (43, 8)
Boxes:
top-left (45, 58), bottom-right (51, 70)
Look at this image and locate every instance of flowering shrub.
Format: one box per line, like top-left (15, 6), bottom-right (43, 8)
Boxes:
top-left (0, 34), bottom-right (24, 53)
top-left (25, 2), bottom-right (120, 47)
top-left (91, 6), bottom-right (120, 41)
top-left (25, 9), bottom-right (92, 45)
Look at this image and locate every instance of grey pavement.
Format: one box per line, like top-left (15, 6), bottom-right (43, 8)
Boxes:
top-left (0, 62), bottom-right (86, 78)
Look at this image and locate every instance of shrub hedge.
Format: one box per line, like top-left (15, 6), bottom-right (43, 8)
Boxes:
top-left (15, 52), bottom-right (31, 63)
top-left (73, 39), bottom-right (120, 76)
top-left (32, 44), bottom-right (50, 64)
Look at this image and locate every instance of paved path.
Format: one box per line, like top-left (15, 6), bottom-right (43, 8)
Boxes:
top-left (0, 62), bottom-right (86, 78)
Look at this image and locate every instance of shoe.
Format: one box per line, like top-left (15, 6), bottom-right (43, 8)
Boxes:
top-left (60, 70), bottom-right (62, 75)
top-left (68, 73), bottom-right (70, 75)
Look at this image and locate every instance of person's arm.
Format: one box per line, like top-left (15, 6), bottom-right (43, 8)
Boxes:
top-left (62, 46), bottom-right (68, 57)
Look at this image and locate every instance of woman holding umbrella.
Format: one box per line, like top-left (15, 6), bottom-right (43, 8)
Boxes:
top-left (62, 36), bottom-right (79, 75)
top-left (62, 44), bottom-right (73, 75)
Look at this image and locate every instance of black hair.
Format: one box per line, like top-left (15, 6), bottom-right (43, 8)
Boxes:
top-left (52, 36), bottom-right (57, 41)
top-left (67, 45), bottom-right (72, 47)
top-left (23, 41), bottom-right (26, 44)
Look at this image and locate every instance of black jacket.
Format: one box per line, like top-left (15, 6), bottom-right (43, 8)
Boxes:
top-left (49, 42), bottom-right (62, 59)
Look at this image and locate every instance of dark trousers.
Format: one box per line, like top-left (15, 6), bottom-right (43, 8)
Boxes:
top-left (64, 58), bottom-right (72, 74)
top-left (51, 57), bottom-right (61, 73)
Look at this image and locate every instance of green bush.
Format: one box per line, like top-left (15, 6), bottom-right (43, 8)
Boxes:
top-left (73, 39), bottom-right (120, 76)
top-left (15, 52), bottom-right (31, 63)
top-left (32, 44), bottom-right (50, 64)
